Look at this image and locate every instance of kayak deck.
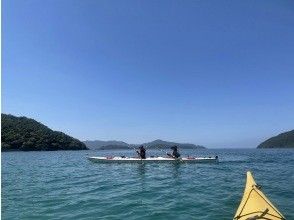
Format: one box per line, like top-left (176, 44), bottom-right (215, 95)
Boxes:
top-left (233, 171), bottom-right (285, 220)
top-left (88, 156), bottom-right (218, 163)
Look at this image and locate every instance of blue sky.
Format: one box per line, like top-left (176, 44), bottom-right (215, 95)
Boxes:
top-left (2, 0), bottom-right (294, 148)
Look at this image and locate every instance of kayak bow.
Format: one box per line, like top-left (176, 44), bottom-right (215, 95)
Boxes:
top-left (233, 171), bottom-right (285, 220)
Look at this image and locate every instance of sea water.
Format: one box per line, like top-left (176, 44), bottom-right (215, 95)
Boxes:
top-left (2, 149), bottom-right (294, 219)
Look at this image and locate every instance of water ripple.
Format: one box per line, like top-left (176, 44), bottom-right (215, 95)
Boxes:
top-left (2, 149), bottom-right (294, 219)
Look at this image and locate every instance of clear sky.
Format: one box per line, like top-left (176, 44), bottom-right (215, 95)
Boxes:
top-left (2, 0), bottom-right (294, 148)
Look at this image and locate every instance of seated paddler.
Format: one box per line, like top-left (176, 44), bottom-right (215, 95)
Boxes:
top-left (170, 145), bottom-right (181, 158)
top-left (136, 146), bottom-right (146, 159)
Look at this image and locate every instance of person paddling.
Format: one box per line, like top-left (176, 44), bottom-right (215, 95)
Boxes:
top-left (168, 146), bottom-right (181, 158)
top-left (136, 146), bottom-right (146, 159)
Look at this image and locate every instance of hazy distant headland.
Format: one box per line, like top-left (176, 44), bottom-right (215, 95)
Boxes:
top-left (257, 130), bottom-right (294, 148)
top-left (1, 114), bottom-right (88, 151)
top-left (84, 139), bottom-right (205, 150)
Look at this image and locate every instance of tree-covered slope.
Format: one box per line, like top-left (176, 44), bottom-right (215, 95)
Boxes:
top-left (257, 130), bottom-right (294, 148)
top-left (1, 114), bottom-right (88, 151)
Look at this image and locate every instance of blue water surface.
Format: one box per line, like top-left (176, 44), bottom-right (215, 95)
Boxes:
top-left (2, 149), bottom-right (294, 219)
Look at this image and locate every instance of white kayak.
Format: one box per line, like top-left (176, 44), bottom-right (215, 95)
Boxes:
top-left (87, 156), bottom-right (219, 163)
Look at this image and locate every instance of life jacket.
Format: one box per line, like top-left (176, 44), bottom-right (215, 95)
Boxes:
top-left (172, 150), bottom-right (180, 158)
top-left (140, 148), bottom-right (146, 159)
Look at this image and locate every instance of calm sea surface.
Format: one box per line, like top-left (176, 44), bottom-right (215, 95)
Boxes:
top-left (2, 149), bottom-right (294, 220)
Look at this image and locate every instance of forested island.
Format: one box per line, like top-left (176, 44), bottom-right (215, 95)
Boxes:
top-left (84, 139), bottom-right (205, 150)
top-left (257, 130), bottom-right (294, 148)
top-left (1, 114), bottom-right (88, 151)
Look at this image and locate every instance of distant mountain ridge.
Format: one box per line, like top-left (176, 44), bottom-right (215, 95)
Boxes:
top-left (83, 140), bottom-right (128, 149)
top-left (84, 139), bottom-right (205, 150)
top-left (141, 139), bottom-right (204, 149)
top-left (257, 130), bottom-right (294, 148)
top-left (1, 114), bottom-right (88, 151)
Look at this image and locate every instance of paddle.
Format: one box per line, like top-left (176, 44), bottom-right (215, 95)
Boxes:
top-left (153, 145), bottom-right (183, 162)
top-left (125, 144), bottom-right (142, 158)
top-left (132, 145), bottom-right (146, 159)
top-left (166, 152), bottom-right (183, 161)
top-left (152, 145), bottom-right (173, 158)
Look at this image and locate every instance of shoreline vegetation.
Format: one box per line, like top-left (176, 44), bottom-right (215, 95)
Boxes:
top-left (1, 114), bottom-right (88, 151)
top-left (257, 130), bottom-right (294, 148)
top-left (1, 114), bottom-right (293, 151)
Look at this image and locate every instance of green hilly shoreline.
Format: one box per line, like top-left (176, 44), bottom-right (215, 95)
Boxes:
top-left (257, 130), bottom-right (294, 148)
top-left (1, 114), bottom-right (88, 151)
top-left (2, 114), bottom-right (293, 151)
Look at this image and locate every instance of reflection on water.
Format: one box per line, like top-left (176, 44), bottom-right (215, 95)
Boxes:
top-left (137, 163), bottom-right (146, 177)
top-left (172, 162), bottom-right (181, 180)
